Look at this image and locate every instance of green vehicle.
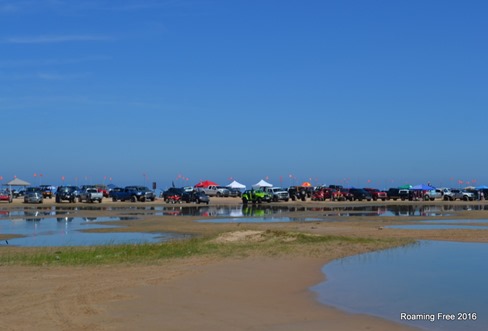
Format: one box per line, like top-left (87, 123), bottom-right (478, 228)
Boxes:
top-left (241, 189), bottom-right (272, 204)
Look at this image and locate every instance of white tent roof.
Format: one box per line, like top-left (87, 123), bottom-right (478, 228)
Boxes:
top-left (252, 179), bottom-right (273, 188)
top-left (226, 180), bottom-right (246, 189)
top-left (6, 178), bottom-right (31, 186)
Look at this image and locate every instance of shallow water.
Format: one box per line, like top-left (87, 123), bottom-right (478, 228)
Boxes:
top-left (388, 224), bottom-right (488, 230)
top-left (388, 219), bottom-right (488, 230)
top-left (311, 241), bottom-right (488, 331)
top-left (0, 217), bottom-right (182, 247)
top-left (1, 203), bottom-right (484, 218)
top-left (197, 217), bottom-right (322, 223)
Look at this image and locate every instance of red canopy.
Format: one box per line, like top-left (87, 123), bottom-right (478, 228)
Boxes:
top-left (194, 180), bottom-right (218, 188)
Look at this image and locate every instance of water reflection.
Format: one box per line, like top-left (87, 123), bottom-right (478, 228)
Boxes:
top-left (198, 217), bottom-right (322, 223)
top-left (311, 241), bottom-right (488, 331)
top-left (1, 204), bottom-right (488, 219)
top-left (0, 217), bottom-right (182, 247)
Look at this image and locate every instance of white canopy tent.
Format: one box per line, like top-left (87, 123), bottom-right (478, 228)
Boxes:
top-left (226, 180), bottom-right (246, 189)
top-left (252, 179), bottom-right (273, 189)
top-left (6, 178), bottom-right (31, 187)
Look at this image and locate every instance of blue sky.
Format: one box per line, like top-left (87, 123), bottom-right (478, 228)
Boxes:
top-left (1, 0), bottom-right (487, 189)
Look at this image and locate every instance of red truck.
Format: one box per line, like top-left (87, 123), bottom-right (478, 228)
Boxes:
top-left (364, 188), bottom-right (388, 201)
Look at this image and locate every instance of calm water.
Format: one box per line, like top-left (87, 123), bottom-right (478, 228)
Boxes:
top-left (0, 217), bottom-right (183, 247)
top-left (311, 241), bottom-right (488, 331)
top-left (198, 217), bottom-right (322, 223)
top-left (388, 224), bottom-right (488, 230)
top-left (2, 204), bottom-right (486, 218)
top-left (388, 219), bottom-right (488, 230)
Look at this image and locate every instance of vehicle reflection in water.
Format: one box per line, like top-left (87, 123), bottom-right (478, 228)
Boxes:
top-left (198, 217), bottom-right (323, 223)
top-left (1, 203), bottom-right (488, 221)
top-left (0, 217), bottom-right (183, 247)
top-left (2, 204), bottom-right (488, 219)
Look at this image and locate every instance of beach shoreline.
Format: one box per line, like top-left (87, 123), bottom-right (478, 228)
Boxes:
top-left (1, 198), bottom-right (486, 330)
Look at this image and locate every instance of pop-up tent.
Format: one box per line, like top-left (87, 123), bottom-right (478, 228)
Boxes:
top-left (227, 180), bottom-right (246, 189)
top-left (411, 184), bottom-right (435, 190)
top-left (194, 180), bottom-right (218, 188)
top-left (252, 179), bottom-right (273, 189)
top-left (6, 178), bottom-right (31, 187)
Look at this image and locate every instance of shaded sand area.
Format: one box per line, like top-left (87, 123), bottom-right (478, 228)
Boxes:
top-left (2, 198), bottom-right (488, 330)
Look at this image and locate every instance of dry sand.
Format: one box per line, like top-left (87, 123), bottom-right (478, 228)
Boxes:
top-left (2, 198), bottom-right (487, 330)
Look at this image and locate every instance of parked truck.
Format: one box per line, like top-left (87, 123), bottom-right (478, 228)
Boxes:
top-left (263, 187), bottom-right (289, 202)
top-left (196, 185), bottom-right (230, 197)
top-left (78, 188), bottom-right (103, 203)
top-left (421, 189), bottom-right (443, 201)
top-left (111, 186), bottom-right (156, 202)
top-left (241, 189), bottom-right (272, 204)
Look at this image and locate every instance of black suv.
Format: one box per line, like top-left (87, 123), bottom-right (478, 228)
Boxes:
top-left (348, 188), bottom-right (373, 201)
top-left (181, 191), bottom-right (210, 204)
top-left (288, 186), bottom-right (307, 201)
top-left (55, 186), bottom-right (79, 203)
top-left (386, 188), bottom-right (401, 200)
top-left (125, 186), bottom-right (156, 202)
top-left (161, 187), bottom-right (185, 201)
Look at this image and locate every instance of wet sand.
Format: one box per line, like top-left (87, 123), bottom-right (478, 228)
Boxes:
top-left (1, 198), bottom-right (487, 330)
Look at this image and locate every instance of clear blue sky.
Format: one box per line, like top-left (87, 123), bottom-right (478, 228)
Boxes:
top-left (1, 0), bottom-right (487, 189)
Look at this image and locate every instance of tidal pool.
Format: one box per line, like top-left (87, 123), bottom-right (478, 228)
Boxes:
top-left (388, 224), bottom-right (488, 230)
top-left (197, 217), bottom-right (322, 223)
top-left (0, 217), bottom-right (183, 247)
top-left (311, 241), bottom-right (488, 331)
top-left (387, 219), bottom-right (488, 230)
top-left (1, 204), bottom-right (481, 219)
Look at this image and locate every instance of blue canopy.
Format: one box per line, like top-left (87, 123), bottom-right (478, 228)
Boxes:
top-left (411, 184), bottom-right (435, 190)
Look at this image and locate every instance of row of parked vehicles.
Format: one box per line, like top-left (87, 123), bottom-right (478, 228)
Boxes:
top-left (9, 185), bottom-right (156, 204)
top-left (5, 182), bottom-right (485, 205)
top-left (239, 185), bottom-right (485, 204)
top-left (310, 186), bottom-right (483, 202)
top-left (161, 184), bottom-right (486, 205)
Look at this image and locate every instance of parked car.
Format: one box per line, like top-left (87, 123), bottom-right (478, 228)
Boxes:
top-left (161, 187), bottom-right (185, 202)
top-left (0, 190), bottom-right (13, 203)
top-left (364, 188), bottom-right (387, 201)
top-left (109, 187), bottom-right (124, 199)
top-left (263, 187), bottom-right (290, 202)
top-left (95, 184), bottom-right (109, 198)
top-left (196, 185), bottom-right (230, 197)
top-left (288, 186), bottom-right (307, 201)
top-left (55, 186), bottom-right (79, 203)
top-left (338, 188), bottom-right (354, 201)
top-left (348, 188), bottom-right (373, 201)
top-left (24, 188), bottom-right (43, 204)
top-left (39, 185), bottom-right (54, 199)
top-left (241, 189), bottom-right (272, 204)
top-left (78, 188), bottom-right (103, 203)
top-left (442, 189), bottom-right (476, 201)
top-left (110, 186), bottom-right (155, 202)
top-left (386, 188), bottom-right (401, 201)
top-left (124, 186), bottom-right (156, 202)
top-left (399, 189), bottom-right (414, 201)
top-left (181, 191), bottom-right (210, 204)
top-left (227, 187), bottom-right (242, 197)
top-left (12, 190), bottom-right (24, 198)
top-left (421, 189), bottom-right (443, 201)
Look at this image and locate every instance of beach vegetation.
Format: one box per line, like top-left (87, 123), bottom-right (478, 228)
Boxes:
top-left (0, 230), bottom-right (413, 266)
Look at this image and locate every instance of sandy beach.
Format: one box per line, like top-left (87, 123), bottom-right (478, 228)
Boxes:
top-left (1, 198), bottom-right (487, 331)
